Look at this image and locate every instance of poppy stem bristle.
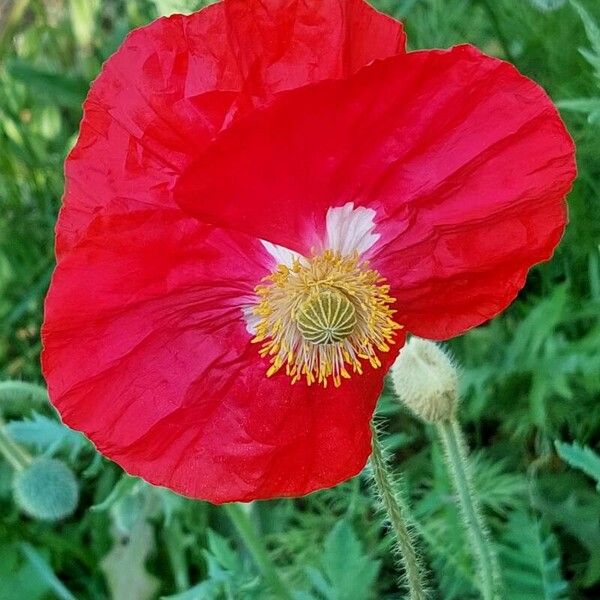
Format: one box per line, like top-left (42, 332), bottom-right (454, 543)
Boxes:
top-left (369, 421), bottom-right (429, 600)
top-left (223, 503), bottom-right (293, 599)
top-left (437, 419), bottom-right (502, 600)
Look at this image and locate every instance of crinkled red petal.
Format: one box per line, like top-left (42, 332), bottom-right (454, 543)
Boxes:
top-left (57, 0), bottom-right (405, 256)
top-left (175, 45), bottom-right (575, 337)
top-left (224, 0), bottom-right (406, 103)
top-left (49, 1), bottom-right (406, 501)
top-left (42, 208), bottom-right (401, 502)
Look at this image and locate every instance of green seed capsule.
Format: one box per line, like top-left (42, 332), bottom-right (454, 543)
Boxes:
top-left (13, 458), bottom-right (79, 521)
top-left (296, 289), bottom-right (357, 345)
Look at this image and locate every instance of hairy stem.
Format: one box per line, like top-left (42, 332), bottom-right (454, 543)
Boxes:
top-left (223, 503), bottom-right (292, 600)
top-left (370, 422), bottom-right (429, 600)
top-left (437, 419), bottom-right (502, 600)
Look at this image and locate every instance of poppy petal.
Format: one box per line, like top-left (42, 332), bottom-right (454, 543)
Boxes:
top-left (58, 1), bottom-right (405, 257)
top-left (42, 208), bottom-right (400, 502)
top-left (58, 4), bottom-right (239, 256)
top-left (175, 45), bottom-right (575, 337)
top-left (224, 0), bottom-right (406, 100)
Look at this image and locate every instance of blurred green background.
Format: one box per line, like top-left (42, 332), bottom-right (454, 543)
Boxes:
top-left (1, 0), bottom-right (600, 598)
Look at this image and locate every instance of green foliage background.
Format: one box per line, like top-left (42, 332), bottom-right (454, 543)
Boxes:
top-left (1, 0), bottom-right (599, 598)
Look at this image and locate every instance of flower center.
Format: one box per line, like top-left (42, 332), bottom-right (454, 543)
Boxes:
top-left (251, 250), bottom-right (402, 388)
top-left (296, 289), bottom-right (357, 345)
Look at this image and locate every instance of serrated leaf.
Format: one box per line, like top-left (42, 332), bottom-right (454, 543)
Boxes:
top-left (534, 489), bottom-right (600, 586)
top-left (206, 529), bottom-right (240, 573)
top-left (5, 413), bottom-right (87, 459)
top-left (471, 453), bottom-right (527, 517)
top-left (500, 512), bottom-right (568, 600)
top-left (186, 526), bottom-right (264, 599)
top-left (91, 475), bottom-right (141, 512)
top-left (306, 520), bottom-right (380, 600)
top-left (555, 441), bottom-right (600, 491)
top-left (305, 566), bottom-right (331, 598)
top-left (572, 1), bottom-right (600, 56)
top-left (504, 285), bottom-right (568, 370)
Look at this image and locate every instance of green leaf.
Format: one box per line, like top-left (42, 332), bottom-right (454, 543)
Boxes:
top-left (91, 475), bottom-right (141, 512)
top-left (161, 581), bottom-right (220, 600)
top-left (557, 97), bottom-right (600, 113)
top-left (306, 520), bottom-right (380, 600)
top-left (504, 285), bottom-right (568, 370)
top-left (6, 60), bottom-right (87, 107)
top-left (471, 453), bottom-right (527, 517)
top-left (19, 544), bottom-right (77, 600)
top-left (500, 512), bottom-right (568, 600)
top-left (534, 484), bottom-right (600, 587)
top-left (578, 48), bottom-right (600, 72)
top-left (0, 543), bottom-right (48, 600)
top-left (206, 529), bottom-right (239, 573)
top-left (5, 412), bottom-right (88, 459)
top-left (195, 526), bottom-right (263, 599)
top-left (571, 1), bottom-right (600, 57)
top-left (555, 441), bottom-right (600, 491)
top-left (0, 380), bottom-right (48, 413)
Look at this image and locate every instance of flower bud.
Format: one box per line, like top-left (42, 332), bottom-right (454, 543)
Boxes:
top-left (13, 458), bottom-right (79, 521)
top-left (391, 337), bottom-right (458, 423)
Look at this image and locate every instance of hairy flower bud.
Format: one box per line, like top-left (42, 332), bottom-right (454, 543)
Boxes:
top-left (13, 458), bottom-right (79, 521)
top-left (391, 337), bottom-right (458, 423)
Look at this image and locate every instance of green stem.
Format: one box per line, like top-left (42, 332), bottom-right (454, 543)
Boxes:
top-left (164, 519), bottom-right (190, 592)
top-left (0, 420), bottom-right (31, 471)
top-left (437, 420), bottom-right (502, 600)
top-left (370, 423), bottom-right (428, 600)
top-left (223, 503), bottom-right (292, 600)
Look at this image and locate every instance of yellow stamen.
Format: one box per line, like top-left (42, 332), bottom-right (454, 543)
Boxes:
top-left (251, 250), bottom-right (402, 387)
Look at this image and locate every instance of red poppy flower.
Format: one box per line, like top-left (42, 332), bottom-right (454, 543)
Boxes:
top-left (42, 0), bottom-right (575, 503)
